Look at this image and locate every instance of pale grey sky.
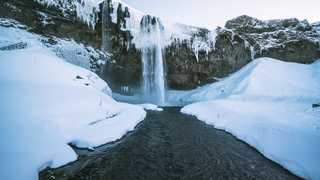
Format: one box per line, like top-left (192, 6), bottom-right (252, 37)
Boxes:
top-left (122, 0), bottom-right (320, 29)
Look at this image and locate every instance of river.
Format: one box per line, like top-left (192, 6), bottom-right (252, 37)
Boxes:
top-left (40, 108), bottom-right (300, 180)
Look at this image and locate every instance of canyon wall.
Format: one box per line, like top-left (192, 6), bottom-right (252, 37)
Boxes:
top-left (1, 0), bottom-right (319, 93)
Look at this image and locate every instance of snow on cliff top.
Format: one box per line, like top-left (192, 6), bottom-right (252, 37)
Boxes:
top-left (0, 19), bottom-right (146, 180)
top-left (35, 0), bottom-right (217, 54)
top-left (182, 58), bottom-right (320, 179)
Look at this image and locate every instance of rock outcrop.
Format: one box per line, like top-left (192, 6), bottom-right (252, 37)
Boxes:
top-left (165, 28), bottom-right (251, 89)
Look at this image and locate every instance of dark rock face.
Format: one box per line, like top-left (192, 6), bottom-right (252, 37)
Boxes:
top-left (165, 28), bottom-right (252, 89)
top-left (1, 1), bottom-right (319, 91)
top-left (99, 2), bottom-right (142, 94)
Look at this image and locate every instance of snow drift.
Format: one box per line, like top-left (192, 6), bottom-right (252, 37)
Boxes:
top-left (182, 58), bottom-right (320, 179)
top-left (0, 20), bottom-right (146, 180)
top-left (180, 58), bottom-right (320, 103)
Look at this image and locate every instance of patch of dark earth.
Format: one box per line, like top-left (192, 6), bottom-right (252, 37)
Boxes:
top-left (40, 108), bottom-right (302, 180)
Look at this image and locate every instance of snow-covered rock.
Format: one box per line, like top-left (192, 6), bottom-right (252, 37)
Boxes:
top-left (226, 15), bottom-right (320, 64)
top-left (313, 22), bottom-right (320, 33)
top-left (0, 19), bottom-right (146, 180)
top-left (181, 58), bottom-right (320, 180)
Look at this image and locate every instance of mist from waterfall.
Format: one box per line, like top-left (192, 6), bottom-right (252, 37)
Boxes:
top-left (139, 16), bottom-right (166, 105)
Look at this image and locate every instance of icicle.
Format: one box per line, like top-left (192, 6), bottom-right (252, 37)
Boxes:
top-left (250, 46), bottom-right (256, 60)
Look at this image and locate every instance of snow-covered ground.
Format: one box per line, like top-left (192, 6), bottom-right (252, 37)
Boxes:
top-left (181, 58), bottom-right (320, 180)
top-left (0, 20), bottom-right (146, 180)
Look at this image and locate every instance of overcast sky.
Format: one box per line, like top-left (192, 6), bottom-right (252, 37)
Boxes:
top-left (122, 0), bottom-right (320, 29)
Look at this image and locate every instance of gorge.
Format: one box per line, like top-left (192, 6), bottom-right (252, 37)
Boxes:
top-left (0, 0), bottom-right (320, 180)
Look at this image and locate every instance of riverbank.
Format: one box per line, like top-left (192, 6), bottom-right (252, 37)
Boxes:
top-left (40, 108), bottom-right (300, 180)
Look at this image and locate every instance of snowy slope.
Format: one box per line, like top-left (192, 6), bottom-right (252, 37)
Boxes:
top-left (44, 38), bottom-right (108, 72)
top-left (0, 20), bottom-right (146, 180)
top-left (180, 58), bottom-right (320, 103)
top-left (182, 58), bottom-right (320, 179)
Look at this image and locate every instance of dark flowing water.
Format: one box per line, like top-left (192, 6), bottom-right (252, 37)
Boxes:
top-left (40, 108), bottom-right (301, 180)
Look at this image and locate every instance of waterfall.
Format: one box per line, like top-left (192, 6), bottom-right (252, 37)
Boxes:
top-left (101, 0), bottom-right (110, 52)
top-left (101, 0), bottom-right (166, 105)
top-left (139, 16), bottom-right (166, 105)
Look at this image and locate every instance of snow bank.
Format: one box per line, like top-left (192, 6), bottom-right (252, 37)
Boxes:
top-left (138, 104), bottom-right (164, 112)
top-left (181, 58), bottom-right (320, 103)
top-left (181, 58), bottom-right (320, 179)
top-left (0, 23), bottom-right (145, 180)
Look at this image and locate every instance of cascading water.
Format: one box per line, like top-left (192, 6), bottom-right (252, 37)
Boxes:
top-left (101, 0), bottom-right (111, 52)
top-left (101, 0), bottom-right (166, 105)
top-left (139, 16), bottom-right (166, 105)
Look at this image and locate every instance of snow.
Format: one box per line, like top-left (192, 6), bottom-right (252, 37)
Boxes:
top-left (191, 30), bottom-right (217, 62)
top-left (226, 16), bottom-right (320, 55)
top-left (181, 58), bottom-right (320, 180)
top-left (0, 21), bottom-right (146, 180)
top-left (138, 104), bottom-right (164, 112)
top-left (0, 18), bottom-right (27, 29)
top-left (179, 58), bottom-right (320, 103)
top-left (44, 38), bottom-right (108, 72)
